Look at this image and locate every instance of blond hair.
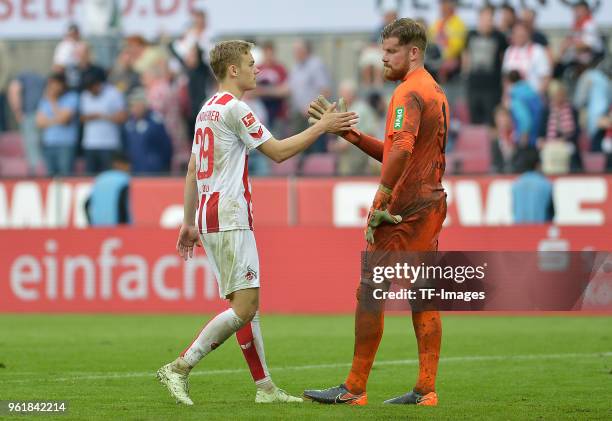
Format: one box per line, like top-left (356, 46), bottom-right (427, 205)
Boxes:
top-left (209, 40), bottom-right (253, 81)
top-left (381, 18), bottom-right (427, 52)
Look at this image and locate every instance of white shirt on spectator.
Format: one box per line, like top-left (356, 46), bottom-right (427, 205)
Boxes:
top-left (288, 55), bottom-right (331, 114)
top-left (80, 84), bottom-right (126, 150)
top-left (574, 16), bottom-right (603, 53)
top-left (53, 39), bottom-right (83, 68)
top-left (502, 43), bottom-right (551, 93)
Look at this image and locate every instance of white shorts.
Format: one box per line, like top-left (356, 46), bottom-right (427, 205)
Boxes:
top-left (200, 229), bottom-right (260, 298)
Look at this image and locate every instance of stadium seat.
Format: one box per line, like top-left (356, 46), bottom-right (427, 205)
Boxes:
top-left (270, 156), bottom-right (299, 176)
top-left (0, 157), bottom-right (29, 177)
top-left (0, 131), bottom-right (25, 158)
top-left (453, 99), bottom-right (470, 124)
top-left (578, 132), bottom-right (590, 152)
top-left (73, 158), bottom-right (86, 175)
top-left (444, 153), bottom-right (460, 175)
top-left (582, 152), bottom-right (605, 173)
top-left (300, 153), bottom-right (336, 176)
top-left (453, 125), bottom-right (491, 174)
top-left (455, 125), bottom-right (490, 153)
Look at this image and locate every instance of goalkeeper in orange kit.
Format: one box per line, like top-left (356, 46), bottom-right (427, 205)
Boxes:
top-left (304, 18), bottom-right (448, 406)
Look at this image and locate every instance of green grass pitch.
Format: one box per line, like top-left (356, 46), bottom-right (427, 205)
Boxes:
top-left (0, 314), bottom-right (610, 420)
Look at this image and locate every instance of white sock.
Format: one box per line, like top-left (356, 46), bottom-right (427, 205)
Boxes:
top-left (181, 308), bottom-right (244, 367)
top-left (236, 311), bottom-right (273, 391)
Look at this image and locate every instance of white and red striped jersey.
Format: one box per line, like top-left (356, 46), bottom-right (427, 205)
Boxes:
top-left (502, 43), bottom-right (551, 93)
top-left (191, 92), bottom-right (272, 233)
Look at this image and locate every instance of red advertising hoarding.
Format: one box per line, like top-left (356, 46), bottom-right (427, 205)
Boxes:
top-left (1, 176), bottom-right (611, 229)
top-left (1, 226), bottom-right (610, 314)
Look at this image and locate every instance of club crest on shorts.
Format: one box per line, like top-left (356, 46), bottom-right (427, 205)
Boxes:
top-left (394, 106), bottom-right (404, 129)
top-left (245, 265), bottom-right (258, 281)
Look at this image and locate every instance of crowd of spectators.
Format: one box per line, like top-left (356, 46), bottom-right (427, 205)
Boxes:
top-left (0, 1), bottom-right (611, 178)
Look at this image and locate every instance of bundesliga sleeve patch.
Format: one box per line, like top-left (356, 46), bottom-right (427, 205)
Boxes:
top-left (241, 112), bottom-right (257, 128)
top-left (393, 106), bottom-right (405, 129)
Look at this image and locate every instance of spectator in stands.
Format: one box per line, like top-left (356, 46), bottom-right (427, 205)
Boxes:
top-left (123, 88), bottom-right (172, 174)
top-left (52, 23), bottom-right (84, 70)
top-left (80, 69), bottom-right (127, 173)
top-left (85, 151), bottom-right (132, 226)
top-left (288, 38), bottom-right (331, 153)
top-left (491, 105), bottom-right (518, 173)
top-left (0, 41), bottom-right (9, 133)
top-left (573, 55), bottom-right (610, 151)
top-left (511, 148), bottom-right (554, 223)
top-left (502, 21), bottom-right (551, 94)
top-left (505, 70), bottom-right (543, 169)
top-left (141, 65), bottom-right (187, 151)
top-left (596, 106), bottom-right (612, 171)
top-left (521, 8), bottom-right (549, 47)
top-left (169, 42), bottom-right (215, 136)
top-left (81, 0), bottom-right (122, 70)
top-left (7, 72), bottom-right (46, 174)
top-left (327, 80), bottom-right (379, 176)
top-left (429, 0), bottom-right (466, 84)
top-left (255, 41), bottom-right (289, 135)
top-left (497, 3), bottom-right (516, 41)
top-left (538, 80), bottom-right (581, 174)
top-left (127, 35), bottom-right (168, 77)
top-left (372, 5), bottom-right (397, 42)
top-left (359, 7), bottom-right (397, 89)
top-left (35, 72), bottom-right (79, 176)
top-left (416, 18), bottom-right (443, 82)
top-left (463, 5), bottom-right (508, 126)
top-left (557, 0), bottom-right (604, 73)
top-left (172, 9), bottom-right (215, 63)
top-left (65, 43), bottom-right (107, 92)
top-left (108, 47), bottom-right (141, 96)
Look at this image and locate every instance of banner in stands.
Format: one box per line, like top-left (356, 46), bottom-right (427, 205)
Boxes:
top-left (0, 226), bottom-right (610, 313)
top-left (0, 176), bottom-right (611, 229)
top-left (0, 0), bottom-right (610, 39)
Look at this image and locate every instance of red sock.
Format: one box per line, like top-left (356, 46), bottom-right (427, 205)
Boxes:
top-left (412, 310), bottom-right (442, 394)
top-left (236, 312), bottom-right (270, 385)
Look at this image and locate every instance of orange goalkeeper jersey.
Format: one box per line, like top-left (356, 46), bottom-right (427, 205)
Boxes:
top-left (383, 66), bottom-right (448, 217)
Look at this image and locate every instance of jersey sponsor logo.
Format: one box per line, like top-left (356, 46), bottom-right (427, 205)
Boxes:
top-left (241, 112), bottom-right (257, 128)
top-left (393, 106), bottom-right (404, 129)
top-left (250, 127), bottom-right (264, 139)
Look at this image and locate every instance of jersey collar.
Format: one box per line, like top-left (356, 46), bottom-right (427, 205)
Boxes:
top-left (402, 66), bottom-right (425, 82)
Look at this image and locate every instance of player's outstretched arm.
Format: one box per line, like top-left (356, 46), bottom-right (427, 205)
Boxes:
top-left (177, 154), bottom-right (201, 261)
top-left (257, 104), bottom-right (358, 163)
top-left (308, 96), bottom-right (384, 162)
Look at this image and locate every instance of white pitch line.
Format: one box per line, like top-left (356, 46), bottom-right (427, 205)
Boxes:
top-left (2, 352), bottom-right (610, 384)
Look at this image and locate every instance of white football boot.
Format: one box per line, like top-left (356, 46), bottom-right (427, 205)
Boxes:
top-left (255, 387), bottom-right (303, 403)
top-left (156, 363), bottom-right (194, 405)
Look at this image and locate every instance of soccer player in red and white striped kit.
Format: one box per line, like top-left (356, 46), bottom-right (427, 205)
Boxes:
top-left (156, 40), bottom-right (357, 405)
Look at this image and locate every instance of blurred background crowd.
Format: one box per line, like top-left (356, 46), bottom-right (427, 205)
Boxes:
top-left (0, 0), bottom-right (611, 178)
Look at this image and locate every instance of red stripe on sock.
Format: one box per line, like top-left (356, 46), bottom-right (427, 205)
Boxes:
top-left (236, 323), bottom-right (266, 381)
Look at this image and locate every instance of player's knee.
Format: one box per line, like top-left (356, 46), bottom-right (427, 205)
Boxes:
top-left (229, 288), bottom-right (259, 322)
top-left (235, 306), bottom-right (257, 323)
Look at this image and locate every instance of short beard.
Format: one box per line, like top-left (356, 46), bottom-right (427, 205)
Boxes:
top-left (383, 67), bottom-right (405, 82)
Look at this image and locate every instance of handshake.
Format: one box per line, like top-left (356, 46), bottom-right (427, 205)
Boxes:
top-left (306, 95), bottom-right (359, 138)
